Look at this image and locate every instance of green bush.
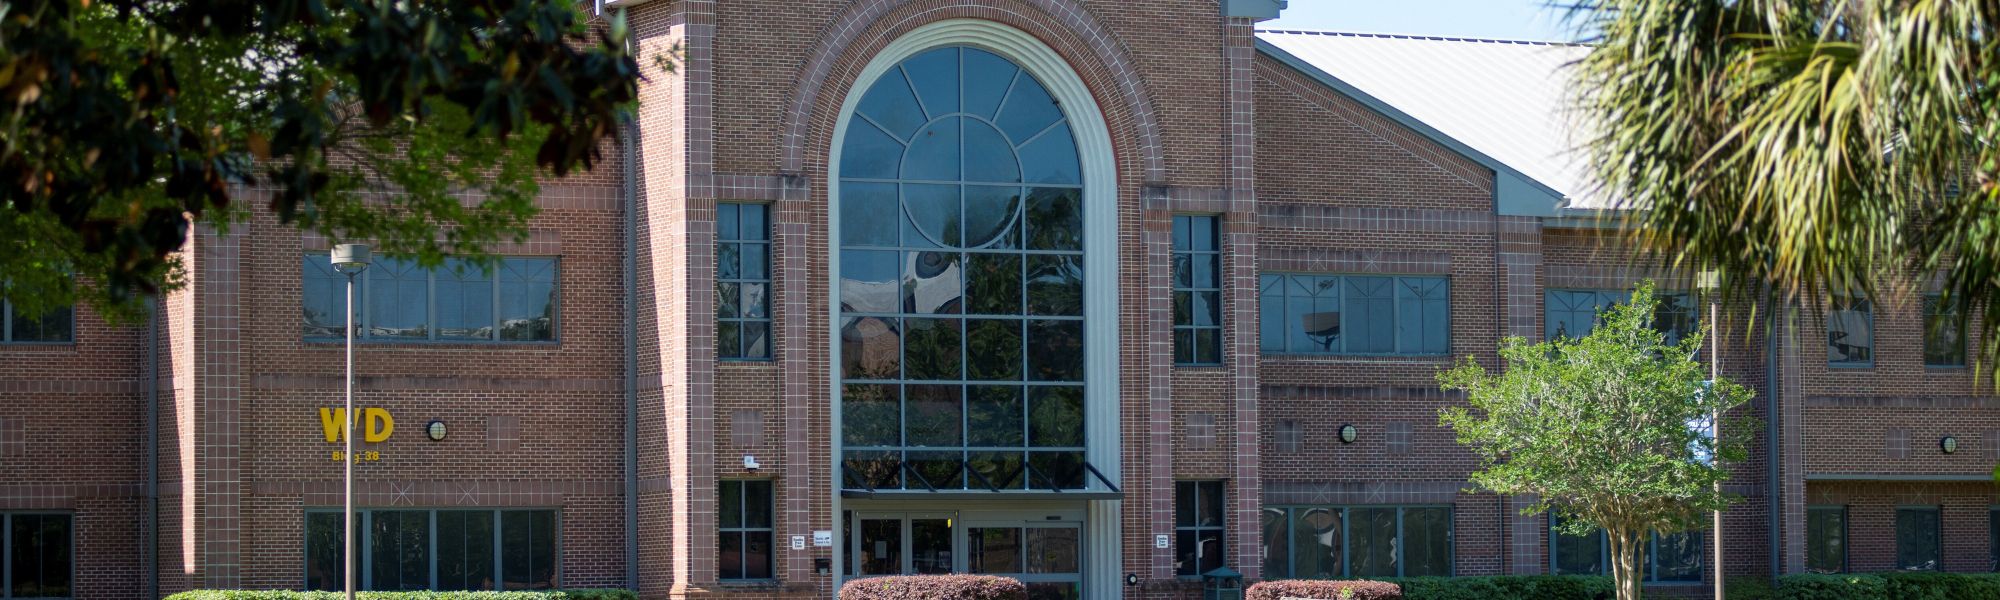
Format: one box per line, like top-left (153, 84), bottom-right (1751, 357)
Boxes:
top-left (1878, 572), bottom-right (2000, 600)
top-left (1386, 576), bottom-right (1614, 600)
top-left (1725, 575), bottom-right (1776, 600)
top-left (1776, 574), bottom-right (1888, 600)
top-left (164, 591), bottom-right (637, 600)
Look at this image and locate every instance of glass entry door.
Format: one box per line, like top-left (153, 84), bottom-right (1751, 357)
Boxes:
top-left (849, 512), bottom-right (1084, 599)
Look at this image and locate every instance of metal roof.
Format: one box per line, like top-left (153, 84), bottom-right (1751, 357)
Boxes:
top-left (1256, 29), bottom-right (1604, 211)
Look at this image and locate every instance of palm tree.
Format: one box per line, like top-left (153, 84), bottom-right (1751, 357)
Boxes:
top-left (1567, 0), bottom-right (2000, 377)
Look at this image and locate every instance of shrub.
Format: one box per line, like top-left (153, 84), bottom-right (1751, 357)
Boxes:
top-left (1246, 579), bottom-right (1402, 600)
top-left (1726, 575), bottom-right (1776, 600)
top-left (1878, 571), bottom-right (2000, 600)
top-left (1388, 576), bottom-right (1612, 600)
top-left (1776, 574), bottom-right (1888, 600)
top-left (163, 591), bottom-right (637, 600)
top-left (837, 575), bottom-right (1027, 600)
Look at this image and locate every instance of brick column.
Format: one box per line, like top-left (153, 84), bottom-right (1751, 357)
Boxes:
top-left (1223, 15), bottom-right (1264, 582)
top-left (1778, 307), bottom-right (1807, 573)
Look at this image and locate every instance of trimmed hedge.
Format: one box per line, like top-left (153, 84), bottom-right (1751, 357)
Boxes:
top-left (837, 575), bottom-right (1027, 600)
top-left (1773, 573), bottom-right (2000, 600)
top-left (1776, 574), bottom-right (1888, 600)
top-left (1387, 576), bottom-right (1614, 600)
top-left (1247, 580), bottom-right (1402, 600)
top-left (163, 591), bottom-right (636, 600)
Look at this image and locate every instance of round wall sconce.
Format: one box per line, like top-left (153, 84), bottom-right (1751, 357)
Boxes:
top-left (1940, 436), bottom-right (1958, 454)
top-left (426, 420), bottom-right (448, 442)
top-left (1338, 424), bottom-right (1358, 444)
top-left (1125, 573), bottom-right (1140, 587)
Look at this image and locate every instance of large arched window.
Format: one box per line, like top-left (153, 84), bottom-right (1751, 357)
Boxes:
top-left (837, 46), bottom-right (1087, 492)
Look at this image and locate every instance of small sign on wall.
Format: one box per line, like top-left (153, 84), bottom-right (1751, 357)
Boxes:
top-left (791, 535), bottom-right (807, 550)
top-left (813, 530), bottom-right (834, 547)
top-left (1155, 534), bottom-right (1169, 549)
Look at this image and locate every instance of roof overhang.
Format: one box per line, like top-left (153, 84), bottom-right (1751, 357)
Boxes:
top-left (1805, 473), bottom-right (1996, 482)
top-left (1254, 38), bottom-right (1568, 217)
top-left (1224, 0), bottom-right (1289, 20)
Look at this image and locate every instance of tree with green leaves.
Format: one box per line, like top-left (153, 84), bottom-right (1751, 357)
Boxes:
top-left (1439, 282), bottom-right (1755, 600)
top-left (1567, 0), bottom-right (2000, 376)
top-left (0, 0), bottom-right (648, 321)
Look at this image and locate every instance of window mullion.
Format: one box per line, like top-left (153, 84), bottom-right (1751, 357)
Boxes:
top-left (4, 513), bottom-right (12, 600)
top-left (492, 261), bottom-right (504, 342)
top-left (492, 511), bottom-right (504, 590)
top-left (428, 510), bottom-right (439, 591)
top-left (427, 265), bottom-right (439, 341)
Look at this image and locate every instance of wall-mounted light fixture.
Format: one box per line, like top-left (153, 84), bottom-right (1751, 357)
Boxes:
top-left (1338, 424), bottom-right (1358, 444)
top-left (1941, 436), bottom-right (1958, 454)
top-left (425, 420), bottom-right (448, 442)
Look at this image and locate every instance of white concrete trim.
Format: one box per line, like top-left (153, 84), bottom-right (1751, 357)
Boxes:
top-left (827, 18), bottom-right (1122, 599)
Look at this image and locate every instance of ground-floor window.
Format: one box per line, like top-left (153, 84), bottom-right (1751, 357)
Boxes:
top-left (1549, 515), bottom-right (1701, 582)
top-left (1260, 505), bottom-right (1452, 579)
top-left (1175, 481), bottom-right (1226, 577)
top-left (719, 480), bottom-right (775, 581)
top-left (305, 508), bottom-right (557, 591)
top-left (3, 513), bottom-right (71, 599)
top-left (845, 512), bottom-right (1082, 599)
top-left (1990, 507), bottom-right (1998, 572)
top-left (1896, 507), bottom-right (1940, 571)
top-left (1806, 506), bottom-right (1847, 573)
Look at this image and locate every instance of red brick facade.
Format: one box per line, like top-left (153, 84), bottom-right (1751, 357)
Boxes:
top-left (2, 2), bottom-right (1994, 599)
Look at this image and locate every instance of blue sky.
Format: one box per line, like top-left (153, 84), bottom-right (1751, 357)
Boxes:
top-left (1263, 0), bottom-right (1576, 42)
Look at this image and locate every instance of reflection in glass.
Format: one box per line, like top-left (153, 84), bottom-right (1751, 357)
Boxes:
top-left (1806, 506), bottom-right (1846, 573)
top-left (437, 511), bottom-right (496, 590)
top-left (500, 510), bottom-right (557, 590)
top-left (858, 519), bottom-right (902, 576)
top-left (370, 510), bottom-right (431, 591)
top-left (1895, 508), bottom-right (1940, 570)
top-left (1654, 531), bottom-right (1701, 582)
top-left (842, 317), bottom-right (902, 380)
top-left (911, 519), bottom-right (954, 574)
top-left (1027, 528), bottom-right (1080, 573)
top-left (369, 259), bottom-right (429, 339)
top-left (498, 258), bottom-right (558, 342)
top-left (1292, 508), bottom-right (1341, 579)
top-left (969, 528), bottom-right (1023, 574)
top-left (437, 260), bottom-right (495, 341)
top-left (1348, 508), bottom-right (1397, 578)
top-left (1401, 508), bottom-right (1452, 577)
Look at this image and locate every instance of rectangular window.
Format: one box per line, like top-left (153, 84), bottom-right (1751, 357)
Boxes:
top-left (720, 480), bottom-right (776, 581)
top-left (1924, 295), bottom-right (1966, 367)
top-left (304, 509), bottom-right (557, 591)
top-left (1172, 215), bottom-right (1223, 365)
top-left (0, 298), bottom-right (73, 344)
top-left (1548, 516), bottom-right (1702, 582)
top-left (4, 513), bottom-right (72, 599)
top-left (1990, 507), bottom-right (1998, 572)
top-left (1806, 506), bottom-right (1847, 574)
top-left (1258, 505), bottom-right (1453, 579)
top-left (1258, 274), bottom-right (1449, 356)
top-left (1896, 507), bottom-right (1941, 571)
top-left (1545, 289), bottom-right (1697, 343)
top-left (1827, 295), bottom-right (1873, 367)
top-left (718, 203), bottom-right (772, 360)
top-left (302, 256), bottom-right (558, 343)
top-left (1175, 481), bottom-right (1226, 577)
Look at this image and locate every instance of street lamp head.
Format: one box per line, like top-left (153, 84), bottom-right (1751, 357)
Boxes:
top-left (331, 244), bottom-right (372, 274)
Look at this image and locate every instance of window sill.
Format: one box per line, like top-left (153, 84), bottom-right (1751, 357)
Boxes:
top-left (303, 339), bottom-right (561, 350)
top-left (716, 579), bottom-right (783, 589)
top-left (1173, 362), bottom-right (1227, 370)
top-left (1924, 365), bottom-right (1968, 371)
top-left (0, 342), bottom-right (76, 349)
top-left (1825, 363), bottom-right (1874, 370)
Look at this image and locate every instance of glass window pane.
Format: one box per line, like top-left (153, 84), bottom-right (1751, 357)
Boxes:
top-left (961, 49), bottom-right (1020, 120)
top-left (303, 256), bottom-right (351, 339)
top-left (1028, 386), bottom-right (1084, 447)
top-left (10, 514), bottom-right (73, 598)
top-left (367, 258), bottom-right (430, 339)
top-left (1553, 517), bottom-right (1605, 575)
top-left (719, 531), bottom-right (745, 580)
top-left (908, 449), bottom-right (964, 490)
top-left (1896, 508), bottom-right (1940, 570)
top-left (1025, 188), bottom-right (1082, 251)
top-left (1347, 508), bottom-right (1398, 578)
top-left (743, 531), bottom-right (774, 580)
top-left (968, 527), bottom-right (1023, 574)
top-left (498, 258), bottom-right (557, 341)
top-left (1398, 278), bottom-right (1449, 354)
top-left (1828, 297), bottom-right (1873, 366)
top-left (843, 183), bottom-right (901, 247)
top-left (502, 510), bottom-right (558, 590)
top-left (742, 321), bottom-right (770, 359)
top-left (717, 322), bottom-right (742, 359)
top-left (967, 319), bottom-right (1024, 381)
top-left (906, 251), bottom-right (962, 315)
top-left (964, 186), bottom-right (1023, 247)
top-left (905, 384), bottom-right (964, 447)
top-left (841, 251), bottom-right (902, 315)
top-left (1261, 508), bottom-right (1290, 578)
top-left (841, 384), bottom-right (902, 447)
top-left (1292, 277), bottom-right (1339, 354)
top-left (965, 124), bottom-right (1023, 184)
top-left (967, 386), bottom-right (1025, 447)
top-left (1344, 277), bottom-right (1395, 353)
top-left (1026, 255), bottom-right (1082, 316)
top-left (858, 519), bottom-right (902, 576)
top-left (1293, 508), bottom-right (1342, 579)
top-left (1924, 296), bottom-right (1966, 366)
top-left (911, 518), bottom-right (954, 574)
top-left (857, 68), bottom-right (926, 141)
top-left (720, 481), bottom-right (744, 529)
top-left (964, 254), bottom-right (1023, 315)
top-left (844, 450), bottom-right (902, 490)
top-left (438, 510), bottom-right (496, 591)
top-left (842, 317), bottom-right (902, 380)
top-left (902, 118), bottom-right (964, 182)
top-left (967, 451), bottom-right (1025, 490)
top-left (903, 183), bottom-right (961, 248)
top-left (304, 512), bottom-right (347, 591)
top-left (10, 305), bottom-right (73, 343)
top-left (369, 510), bottom-right (430, 591)
top-left (1260, 276), bottom-right (1285, 353)
top-left (1028, 450), bottom-right (1084, 489)
top-left (843, 120), bottom-right (907, 180)
top-left (1654, 531), bottom-right (1701, 582)
top-left (1196, 482), bottom-right (1225, 527)
top-left (903, 318), bottom-right (964, 380)
top-left (1028, 527), bottom-right (1081, 574)
top-left (1402, 508), bottom-right (1451, 576)
top-left (1026, 320), bottom-right (1083, 382)
top-left (437, 259), bottom-right (496, 341)
top-left (1807, 507), bottom-right (1846, 574)
top-left (743, 481), bottom-right (773, 529)
top-left (1018, 124), bottom-right (1081, 185)
top-left (995, 74), bottom-right (1064, 143)
top-left (903, 48), bottom-right (960, 118)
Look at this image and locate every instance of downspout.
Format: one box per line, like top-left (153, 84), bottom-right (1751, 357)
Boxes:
top-left (1764, 284), bottom-right (1780, 587)
top-left (621, 34), bottom-right (642, 591)
top-left (145, 299), bottom-right (160, 599)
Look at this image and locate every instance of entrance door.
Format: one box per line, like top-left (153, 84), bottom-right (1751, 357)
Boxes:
top-left (849, 512), bottom-right (1083, 600)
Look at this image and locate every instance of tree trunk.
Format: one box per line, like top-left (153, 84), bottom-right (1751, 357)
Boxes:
top-left (1607, 528), bottom-right (1645, 600)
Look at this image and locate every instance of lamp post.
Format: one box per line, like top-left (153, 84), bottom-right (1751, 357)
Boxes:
top-left (1697, 269), bottom-right (1722, 600)
top-left (331, 244), bottom-right (371, 600)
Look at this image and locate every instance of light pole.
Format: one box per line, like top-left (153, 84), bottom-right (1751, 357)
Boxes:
top-left (331, 244), bottom-right (371, 600)
top-left (1697, 269), bottom-right (1723, 600)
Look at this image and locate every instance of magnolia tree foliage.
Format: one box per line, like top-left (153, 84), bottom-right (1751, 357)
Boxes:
top-left (0, 0), bottom-right (647, 321)
top-left (1438, 282), bottom-right (1754, 600)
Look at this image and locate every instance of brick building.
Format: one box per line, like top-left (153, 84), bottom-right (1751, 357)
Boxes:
top-left (1, 1), bottom-right (1994, 599)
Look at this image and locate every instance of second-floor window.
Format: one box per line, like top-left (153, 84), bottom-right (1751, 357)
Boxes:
top-left (718, 203), bottom-right (772, 360)
top-left (1, 296), bottom-right (72, 344)
top-left (1544, 289), bottom-right (1695, 343)
top-left (1172, 215), bottom-right (1222, 365)
top-left (1923, 294), bottom-right (1965, 367)
top-left (1258, 274), bottom-right (1448, 356)
top-left (303, 255), bottom-right (558, 343)
top-left (1826, 295), bottom-right (1873, 367)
